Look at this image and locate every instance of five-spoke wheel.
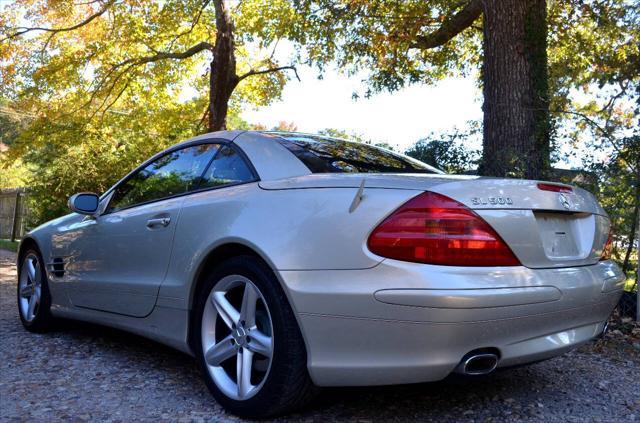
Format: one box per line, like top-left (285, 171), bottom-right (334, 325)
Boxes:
top-left (195, 256), bottom-right (317, 418)
top-left (18, 253), bottom-right (42, 322)
top-left (202, 275), bottom-right (274, 400)
top-left (17, 248), bottom-right (52, 332)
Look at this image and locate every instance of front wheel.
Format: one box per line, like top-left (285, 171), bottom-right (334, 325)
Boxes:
top-left (17, 249), bottom-right (53, 332)
top-left (194, 256), bottom-right (317, 418)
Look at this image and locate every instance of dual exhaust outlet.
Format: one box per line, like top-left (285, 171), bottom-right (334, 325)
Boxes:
top-left (454, 351), bottom-right (499, 376)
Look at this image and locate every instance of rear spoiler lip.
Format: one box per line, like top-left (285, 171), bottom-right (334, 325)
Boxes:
top-left (258, 174), bottom-right (607, 217)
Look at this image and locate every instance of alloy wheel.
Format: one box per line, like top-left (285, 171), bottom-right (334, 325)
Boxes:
top-left (201, 274), bottom-right (274, 400)
top-left (18, 253), bottom-right (42, 322)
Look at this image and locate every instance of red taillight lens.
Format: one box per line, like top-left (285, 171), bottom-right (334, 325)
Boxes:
top-left (367, 192), bottom-right (521, 266)
top-left (537, 182), bottom-right (573, 193)
top-left (601, 228), bottom-right (613, 261)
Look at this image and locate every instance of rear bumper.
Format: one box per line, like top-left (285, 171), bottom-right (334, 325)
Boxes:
top-left (279, 260), bottom-right (624, 386)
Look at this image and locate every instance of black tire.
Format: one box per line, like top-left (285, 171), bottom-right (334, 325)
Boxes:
top-left (193, 255), bottom-right (318, 418)
top-left (17, 248), bottom-right (54, 333)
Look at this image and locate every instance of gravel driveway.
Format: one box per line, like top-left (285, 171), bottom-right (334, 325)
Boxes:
top-left (1, 248), bottom-right (639, 422)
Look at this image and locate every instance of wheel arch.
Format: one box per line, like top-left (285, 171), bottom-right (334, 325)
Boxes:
top-left (17, 236), bottom-right (41, 267)
top-left (186, 240), bottom-right (306, 354)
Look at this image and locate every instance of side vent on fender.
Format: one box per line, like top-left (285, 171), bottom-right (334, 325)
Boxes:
top-left (48, 257), bottom-right (66, 278)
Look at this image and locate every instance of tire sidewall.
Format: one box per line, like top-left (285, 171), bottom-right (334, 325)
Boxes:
top-left (17, 248), bottom-right (52, 332)
top-left (193, 256), bottom-right (308, 418)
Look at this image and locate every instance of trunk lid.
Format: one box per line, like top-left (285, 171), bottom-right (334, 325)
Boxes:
top-left (259, 173), bottom-right (610, 269)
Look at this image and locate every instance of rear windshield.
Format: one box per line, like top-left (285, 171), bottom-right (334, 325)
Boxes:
top-left (270, 132), bottom-right (442, 174)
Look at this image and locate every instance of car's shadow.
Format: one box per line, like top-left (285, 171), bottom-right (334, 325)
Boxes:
top-left (41, 318), bottom-right (556, 421)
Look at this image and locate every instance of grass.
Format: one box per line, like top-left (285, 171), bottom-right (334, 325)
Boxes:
top-left (0, 239), bottom-right (19, 253)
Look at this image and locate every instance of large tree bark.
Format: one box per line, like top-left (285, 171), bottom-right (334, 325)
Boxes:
top-left (410, 0), bottom-right (551, 178)
top-left (207, 0), bottom-right (298, 131)
top-left (209, 0), bottom-right (238, 132)
top-left (479, 0), bottom-right (550, 178)
top-left (622, 167), bottom-right (640, 273)
top-left (622, 203), bottom-right (638, 273)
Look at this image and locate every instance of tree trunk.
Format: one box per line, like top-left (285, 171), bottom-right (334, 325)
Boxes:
top-left (622, 202), bottom-right (638, 273)
top-left (623, 167), bottom-right (640, 273)
top-left (209, 0), bottom-right (238, 132)
top-left (479, 0), bottom-right (550, 178)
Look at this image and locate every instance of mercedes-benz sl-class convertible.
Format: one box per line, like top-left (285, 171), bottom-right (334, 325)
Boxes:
top-left (17, 131), bottom-right (625, 417)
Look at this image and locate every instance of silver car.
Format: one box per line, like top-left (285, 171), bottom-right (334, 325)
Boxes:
top-left (17, 131), bottom-right (624, 418)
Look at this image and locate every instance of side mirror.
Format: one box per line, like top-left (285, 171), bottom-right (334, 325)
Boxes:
top-left (68, 192), bottom-right (99, 215)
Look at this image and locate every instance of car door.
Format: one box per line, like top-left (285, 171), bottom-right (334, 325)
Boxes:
top-left (66, 143), bottom-right (220, 317)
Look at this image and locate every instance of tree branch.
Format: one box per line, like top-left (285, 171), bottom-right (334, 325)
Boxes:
top-left (410, 0), bottom-right (482, 49)
top-left (74, 41), bottom-right (214, 117)
top-left (166, 0), bottom-right (212, 50)
top-left (196, 107), bottom-right (210, 132)
top-left (98, 80), bottom-right (130, 122)
top-left (237, 65), bottom-right (300, 82)
top-left (115, 41), bottom-right (214, 66)
top-left (2, 0), bottom-right (116, 42)
top-left (551, 108), bottom-right (637, 173)
top-left (213, 0), bottom-right (233, 35)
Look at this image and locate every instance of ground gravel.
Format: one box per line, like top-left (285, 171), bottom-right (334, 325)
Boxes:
top-left (1, 248), bottom-right (639, 422)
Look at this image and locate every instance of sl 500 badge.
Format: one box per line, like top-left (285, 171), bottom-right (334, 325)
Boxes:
top-left (471, 197), bottom-right (513, 206)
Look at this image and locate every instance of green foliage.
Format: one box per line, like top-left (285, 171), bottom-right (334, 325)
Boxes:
top-left (0, 158), bottom-right (29, 189)
top-left (405, 125), bottom-right (480, 173)
top-left (0, 0), bottom-right (303, 225)
top-left (548, 0), bottom-right (640, 108)
top-left (13, 95), bottom-right (207, 223)
top-left (0, 99), bottom-right (29, 188)
top-left (1, 0), bottom-right (300, 126)
top-left (0, 239), bottom-right (19, 252)
top-left (583, 135), bottom-right (639, 278)
top-left (294, 0), bottom-right (639, 172)
top-left (318, 128), bottom-right (394, 150)
top-left (0, 98), bottom-right (25, 147)
top-left (292, 1), bottom-right (481, 96)
top-left (319, 128), bottom-right (366, 141)
top-left (405, 139), bottom-right (474, 174)
top-left (292, 0), bottom-right (639, 113)
top-left (547, 1), bottom-right (639, 282)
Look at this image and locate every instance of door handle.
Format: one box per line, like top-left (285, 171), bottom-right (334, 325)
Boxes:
top-left (146, 217), bottom-right (171, 228)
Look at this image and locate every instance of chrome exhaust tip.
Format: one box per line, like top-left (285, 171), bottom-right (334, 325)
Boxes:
top-left (455, 353), bottom-right (499, 375)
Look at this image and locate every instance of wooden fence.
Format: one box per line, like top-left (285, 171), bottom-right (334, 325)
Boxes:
top-left (0, 188), bottom-right (29, 241)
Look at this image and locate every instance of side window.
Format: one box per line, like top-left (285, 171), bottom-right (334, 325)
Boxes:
top-left (107, 144), bottom-right (220, 212)
top-left (200, 145), bottom-right (255, 189)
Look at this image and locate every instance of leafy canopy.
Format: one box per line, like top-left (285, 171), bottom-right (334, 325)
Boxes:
top-left (0, 0), bottom-right (302, 221)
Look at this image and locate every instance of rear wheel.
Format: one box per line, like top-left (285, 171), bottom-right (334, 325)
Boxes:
top-left (194, 256), bottom-right (317, 418)
top-left (17, 249), bottom-right (53, 332)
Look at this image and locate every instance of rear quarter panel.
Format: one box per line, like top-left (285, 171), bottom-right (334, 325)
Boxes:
top-left (158, 183), bottom-right (421, 308)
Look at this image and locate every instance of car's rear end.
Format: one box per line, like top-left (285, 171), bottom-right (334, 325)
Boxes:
top-left (236, 132), bottom-right (625, 387)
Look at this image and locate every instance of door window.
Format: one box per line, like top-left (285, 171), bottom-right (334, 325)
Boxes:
top-left (107, 144), bottom-right (220, 212)
top-left (200, 145), bottom-right (255, 189)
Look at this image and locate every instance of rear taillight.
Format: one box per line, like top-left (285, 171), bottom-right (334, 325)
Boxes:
top-left (600, 228), bottom-right (613, 261)
top-left (537, 182), bottom-right (573, 193)
top-left (367, 192), bottom-right (521, 266)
